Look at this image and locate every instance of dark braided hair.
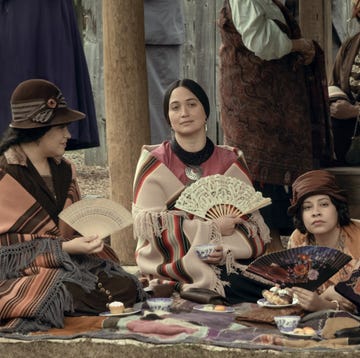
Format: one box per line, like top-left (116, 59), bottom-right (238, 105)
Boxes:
top-left (0, 126), bottom-right (52, 155)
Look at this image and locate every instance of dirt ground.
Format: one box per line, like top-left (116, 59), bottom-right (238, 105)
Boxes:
top-left (64, 150), bottom-right (110, 199)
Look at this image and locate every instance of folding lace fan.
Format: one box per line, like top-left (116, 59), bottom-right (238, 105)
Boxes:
top-left (58, 198), bottom-right (133, 239)
top-left (175, 174), bottom-right (271, 219)
top-left (242, 246), bottom-right (351, 291)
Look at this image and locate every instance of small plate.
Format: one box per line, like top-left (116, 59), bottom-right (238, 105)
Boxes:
top-left (280, 330), bottom-right (320, 339)
top-left (99, 308), bottom-right (141, 317)
top-left (193, 304), bottom-right (235, 313)
top-left (257, 298), bottom-right (299, 308)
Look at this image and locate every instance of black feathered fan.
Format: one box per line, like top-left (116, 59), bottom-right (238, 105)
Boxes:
top-left (241, 246), bottom-right (351, 291)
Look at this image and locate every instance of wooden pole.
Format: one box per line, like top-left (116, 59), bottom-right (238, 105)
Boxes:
top-left (299, 0), bottom-right (332, 77)
top-left (102, 0), bottom-right (150, 264)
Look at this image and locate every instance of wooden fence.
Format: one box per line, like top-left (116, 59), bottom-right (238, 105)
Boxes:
top-left (75, 0), bottom-right (224, 166)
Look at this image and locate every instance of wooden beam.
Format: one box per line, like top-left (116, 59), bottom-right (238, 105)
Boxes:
top-left (299, 0), bottom-right (332, 77)
top-left (102, 0), bottom-right (150, 264)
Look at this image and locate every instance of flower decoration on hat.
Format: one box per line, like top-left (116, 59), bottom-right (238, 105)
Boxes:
top-left (47, 97), bottom-right (58, 109)
top-left (11, 91), bottom-right (67, 126)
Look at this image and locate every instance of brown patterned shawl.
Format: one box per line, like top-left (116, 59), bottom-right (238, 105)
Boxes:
top-left (0, 147), bottom-right (137, 333)
top-left (132, 143), bottom-right (271, 296)
top-left (218, 0), bottom-right (333, 186)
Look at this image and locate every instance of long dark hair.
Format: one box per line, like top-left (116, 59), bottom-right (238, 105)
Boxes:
top-left (0, 126), bottom-right (52, 155)
top-left (293, 196), bottom-right (351, 234)
top-left (163, 79), bottom-right (210, 125)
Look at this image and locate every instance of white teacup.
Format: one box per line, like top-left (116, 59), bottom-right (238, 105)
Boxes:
top-left (146, 297), bottom-right (173, 311)
top-left (274, 315), bottom-right (301, 333)
top-left (195, 244), bottom-right (217, 260)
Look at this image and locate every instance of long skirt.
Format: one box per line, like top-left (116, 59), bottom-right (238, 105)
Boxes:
top-left (0, 0), bottom-right (99, 149)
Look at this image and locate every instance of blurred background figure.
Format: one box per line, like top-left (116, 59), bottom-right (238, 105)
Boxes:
top-left (218, 0), bottom-right (334, 251)
top-left (0, 0), bottom-right (99, 149)
top-left (328, 0), bottom-right (360, 165)
top-left (144, 0), bottom-right (185, 144)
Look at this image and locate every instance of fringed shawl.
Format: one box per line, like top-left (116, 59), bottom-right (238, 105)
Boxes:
top-left (0, 149), bottom-right (136, 333)
top-left (132, 143), bottom-right (271, 296)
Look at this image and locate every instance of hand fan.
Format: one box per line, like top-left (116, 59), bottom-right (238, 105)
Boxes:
top-left (58, 198), bottom-right (133, 239)
top-left (175, 174), bottom-right (271, 219)
top-left (241, 246), bottom-right (351, 291)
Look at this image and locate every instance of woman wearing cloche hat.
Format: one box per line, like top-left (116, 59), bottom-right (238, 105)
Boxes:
top-left (0, 79), bottom-right (145, 334)
top-left (287, 169), bottom-right (360, 313)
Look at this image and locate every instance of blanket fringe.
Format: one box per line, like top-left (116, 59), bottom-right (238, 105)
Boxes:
top-left (132, 204), bottom-right (186, 241)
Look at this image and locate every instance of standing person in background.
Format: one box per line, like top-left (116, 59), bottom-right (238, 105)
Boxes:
top-left (329, 0), bottom-right (360, 165)
top-left (0, 0), bottom-right (99, 149)
top-left (144, 0), bottom-right (185, 144)
top-left (218, 0), bottom-right (334, 250)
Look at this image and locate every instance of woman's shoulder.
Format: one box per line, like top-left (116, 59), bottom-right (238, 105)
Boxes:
top-left (346, 219), bottom-right (360, 235)
top-left (216, 144), bottom-right (243, 158)
top-left (287, 229), bottom-right (308, 248)
top-left (339, 33), bottom-right (360, 56)
top-left (141, 142), bottom-right (169, 162)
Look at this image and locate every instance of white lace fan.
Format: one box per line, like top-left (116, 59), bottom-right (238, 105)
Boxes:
top-left (175, 174), bottom-right (271, 220)
top-left (59, 198), bottom-right (133, 239)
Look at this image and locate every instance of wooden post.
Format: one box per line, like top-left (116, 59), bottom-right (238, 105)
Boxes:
top-left (181, 0), bottom-right (223, 143)
top-left (102, 0), bottom-right (150, 264)
top-left (299, 0), bottom-right (332, 77)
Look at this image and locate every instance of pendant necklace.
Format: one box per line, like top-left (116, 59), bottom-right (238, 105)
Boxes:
top-left (170, 136), bottom-right (214, 183)
top-left (185, 166), bottom-right (203, 181)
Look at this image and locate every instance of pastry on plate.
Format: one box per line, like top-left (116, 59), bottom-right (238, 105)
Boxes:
top-left (262, 286), bottom-right (293, 305)
top-left (292, 326), bottom-right (316, 335)
top-left (109, 301), bottom-right (125, 314)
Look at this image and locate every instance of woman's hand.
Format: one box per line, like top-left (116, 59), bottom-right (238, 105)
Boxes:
top-left (202, 245), bottom-right (223, 265)
top-left (292, 38), bottom-right (315, 65)
top-left (321, 285), bottom-right (356, 312)
top-left (330, 100), bottom-right (358, 119)
top-left (213, 215), bottom-right (243, 236)
top-left (62, 235), bottom-right (104, 255)
top-left (290, 287), bottom-right (334, 312)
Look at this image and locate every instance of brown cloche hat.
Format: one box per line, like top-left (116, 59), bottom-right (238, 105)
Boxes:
top-left (287, 170), bottom-right (347, 216)
top-left (10, 79), bottom-right (85, 129)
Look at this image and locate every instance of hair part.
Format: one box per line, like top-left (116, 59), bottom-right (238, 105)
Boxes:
top-left (292, 196), bottom-right (351, 234)
top-left (163, 78), bottom-right (210, 126)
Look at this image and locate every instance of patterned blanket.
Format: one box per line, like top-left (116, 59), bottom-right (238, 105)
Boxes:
top-left (1, 299), bottom-right (360, 352)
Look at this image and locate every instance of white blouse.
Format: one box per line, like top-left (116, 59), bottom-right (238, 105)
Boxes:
top-left (229, 0), bottom-right (293, 60)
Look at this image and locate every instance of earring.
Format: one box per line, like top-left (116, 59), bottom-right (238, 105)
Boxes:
top-left (205, 123), bottom-right (208, 132)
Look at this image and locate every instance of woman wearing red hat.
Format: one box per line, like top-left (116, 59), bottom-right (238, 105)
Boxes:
top-left (0, 79), bottom-right (145, 333)
top-left (287, 170), bottom-right (360, 312)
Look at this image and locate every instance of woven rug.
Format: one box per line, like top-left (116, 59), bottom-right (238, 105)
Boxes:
top-left (1, 299), bottom-right (360, 353)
